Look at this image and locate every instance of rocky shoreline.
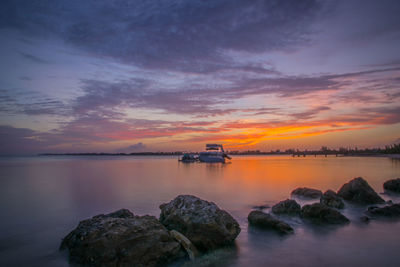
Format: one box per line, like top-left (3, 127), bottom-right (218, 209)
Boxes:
top-left (60, 177), bottom-right (400, 266)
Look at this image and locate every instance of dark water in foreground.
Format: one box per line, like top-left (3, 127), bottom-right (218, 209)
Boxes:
top-left (0, 155), bottom-right (399, 266)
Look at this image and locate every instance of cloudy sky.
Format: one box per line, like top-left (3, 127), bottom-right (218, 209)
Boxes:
top-left (1, 0), bottom-right (400, 154)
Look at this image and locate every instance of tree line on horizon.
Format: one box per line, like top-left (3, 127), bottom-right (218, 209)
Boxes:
top-left (40, 143), bottom-right (400, 156)
top-left (228, 143), bottom-right (400, 155)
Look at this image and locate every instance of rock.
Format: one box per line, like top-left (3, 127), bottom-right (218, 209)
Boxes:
top-left (252, 205), bottom-right (270, 210)
top-left (92, 208), bottom-right (135, 219)
top-left (291, 187), bottom-right (322, 198)
top-left (169, 230), bottom-right (198, 261)
top-left (320, 190), bottom-right (345, 209)
top-left (301, 203), bottom-right (350, 224)
top-left (360, 216), bottom-right (370, 223)
top-left (271, 199), bottom-right (301, 214)
top-left (159, 195), bottom-right (240, 252)
top-left (60, 209), bottom-right (184, 267)
top-left (337, 177), bottom-right (385, 204)
top-left (366, 204), bottom-right (400, 217)
top-left (248, 210), bottom-right (294, 234)
top-left (383, 178), bottom-right (400, 193)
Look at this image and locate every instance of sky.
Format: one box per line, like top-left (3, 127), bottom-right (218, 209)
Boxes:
top-left (0, 0), bottom-right (400, 155)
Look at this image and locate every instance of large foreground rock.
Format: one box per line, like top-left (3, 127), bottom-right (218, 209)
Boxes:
top-left (291, 187), bottom-right (322, 198)
top-left (301, 203), bottom-right (349, 224)
top-left (272, 199), bottom-right (301, 215)
top-left (159, 195), bottom-right (240, 251)
top-left (337, 177), bottom-right (384, 204)
top-left (383, 178), bottom-right (400, 193)
top-left (366, 204), bottom-right (400, 217)
top-left (248, 211), bottom-right (294, 234)
top-left (320, 190), bottom-right (345, 209)
top-left (60, 209), bottom-right (184, 266)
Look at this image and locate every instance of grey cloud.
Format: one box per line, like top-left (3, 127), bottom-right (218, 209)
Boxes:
top-left (291, 106), bottom-right (331, 120)
top-left (0, 88), bottom-right (69, 116)
top-left (360, 106), bottom-right (400, 124)
top-left (73, 66), bottom-right (400, 118)
top-left (1, 0), bottom-right (324, 72)
top-left (0, 125), bottom-right (44, 155)
top-left (115, 142), bottom-right (147, 153)
top-left (18, 52), bottom-right (50, 64)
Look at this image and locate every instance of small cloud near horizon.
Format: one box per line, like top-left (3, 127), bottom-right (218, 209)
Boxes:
top-left (116, 142), bottom-right (147, 153)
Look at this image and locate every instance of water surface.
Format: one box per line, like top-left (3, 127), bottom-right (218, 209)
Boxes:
top-left (0, 155), bottom-right (399, 266)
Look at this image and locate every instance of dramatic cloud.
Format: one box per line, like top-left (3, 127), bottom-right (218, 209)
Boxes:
top-left (1, 0), bottom-right (324, 72)
top-left (1, 1), bottom-right (400, 154)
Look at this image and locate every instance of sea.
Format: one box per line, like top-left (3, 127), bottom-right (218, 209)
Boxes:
top-left (0, 155), bottom-right (399, 266)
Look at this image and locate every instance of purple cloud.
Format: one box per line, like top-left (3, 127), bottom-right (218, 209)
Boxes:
top-left (1, 0), bottom-right (325, 72)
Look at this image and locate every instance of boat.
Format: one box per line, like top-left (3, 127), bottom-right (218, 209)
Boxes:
top-left (179, 153), bottom-right (198, 163)
top-left (198, 144), bottom-right (231, 163)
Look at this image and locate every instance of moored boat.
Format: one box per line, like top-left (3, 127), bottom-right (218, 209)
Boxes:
top-left (179, 153), bottom-right (198, 163)
top-left (198, 144), bottom-right (231, 163)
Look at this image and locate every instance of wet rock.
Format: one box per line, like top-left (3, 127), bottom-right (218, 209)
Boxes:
top-left (366, 204), bottom-right (400, 217)
top-left (169, 230), bottom-right (198, 261)
top-left (337, 177), bottom-right (385, 204)
top-left (60, 209), bottom-right (184, 267)
top-left (248, 210), bottom-right (294, 234)
top-left (291, 187), bottom-right (322, 199)
top-left (252, 205), bottom-right (270, 210)
top-left (301, 203), bottom-right (350, 224)
top-left (271, 199), bottom-right (301, 215)
top-left (383, 178), bottom-right (400, 193)
top-left (320, 190), bottom-right (345, 209)
top-left (159, 195), bottom-right (241, 252)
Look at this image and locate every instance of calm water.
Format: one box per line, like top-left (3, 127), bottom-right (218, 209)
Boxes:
top-left (0, 155), bottom-right (400, 266)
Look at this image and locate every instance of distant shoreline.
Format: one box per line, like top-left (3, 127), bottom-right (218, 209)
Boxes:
top-left (38, 152), bottom-right (400, 158)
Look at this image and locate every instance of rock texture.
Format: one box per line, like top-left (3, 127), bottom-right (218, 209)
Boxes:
top-left (252, 205), bottom-right (270, 210)
top-left (301, 203), bottom-right (349, 224)
top-left (320, 190), bottom-right (345, 209)
top-left (366, 204), bottom-right (400, 217)
top-left (159, 195), bottom-right (240, 252)
top-left (383, 178), bottom-right (400, 193)
top-left (169, 230), bottom-right (198, 261)
top-left (248, 210), bottom-right (293, 234)
top-left (291, 187), bottom-right (322, 198)
top-left (272, 199), bottom-right (301, 215)
top-left (60, 209), bottom-right (184, 267)
top-left (337, 177), bottom-right (384, 204)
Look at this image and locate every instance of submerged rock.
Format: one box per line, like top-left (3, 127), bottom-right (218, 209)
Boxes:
top-left (320, 190), bottom-right (345, 209)
top-left (301, 203), bottom-right (349, 224)
top-left (60, 209), bottom-right (184, 267)
top-left (383, 178), bottom-right (400, 193)
top-left (271, 199), bottom-right (301, 215)
top-left (337, 177), bottom-right (385, 204)
top-left (248, 210), bottom-right (294, 234)
top-left (360, 216), bottom-right (370, 223)
top-left (291, 187), bottom-right (322, 199)
top-left (366, 204), bottom-right (400, 217)
top-left (159, 195), bottom-right (241, 252)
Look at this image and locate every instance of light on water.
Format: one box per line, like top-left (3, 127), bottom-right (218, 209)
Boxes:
top-left (0, 155), bottom-right (399, 266)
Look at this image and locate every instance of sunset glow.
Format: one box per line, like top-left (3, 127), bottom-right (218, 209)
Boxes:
top-left (1, 1), bottom-right (400, 155)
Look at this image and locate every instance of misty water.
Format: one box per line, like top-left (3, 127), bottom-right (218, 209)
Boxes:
top-left (0, 155), bottom-right (400, 266)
